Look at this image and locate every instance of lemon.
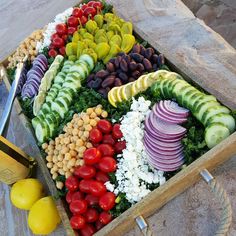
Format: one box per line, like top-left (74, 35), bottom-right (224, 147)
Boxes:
top-left (33, 91), bottom-right (46, 116)
top-left (116, 87), bottom-right (123, 103)
top-left (120, 83), bottom-right (133, 100)
top-left (10, 178), bottom-right (44, 210)
top-left (108, 87), bottom-right (120, 107)
top-left (28, 196), bottom-right (61, 235)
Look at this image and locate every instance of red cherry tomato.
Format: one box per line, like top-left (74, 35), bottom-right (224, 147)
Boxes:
top-left (70, 215), bottom-right (86, 230)
top-left (49, 44), bottom-right (56, 49)
top-left (95, 171), bottom-right (109, 183)
top-left (59, 46), bottom-right (66, 56)
top-left (83, 147), bottom-right (102, 165)
top-left (74, 165), bottom-right (96, 179)
top-left (102, 134), bottom-right (116, 146)
top-left (97, 144), bottom-right (115, 157)
top-left (98, 157), bottom-right (117, 173)
top-left (87, 1), bottom-right (97, 7)
top-left (99, 192), bottom-right (116, 211)
top-left (67, 16), bottom-right (78, 27)
top-left (114, 140), bottom-right (126, 154)
top-left (79, 179), bottom-right (93, 193)
top-left (79, 15), bottom-right (88, 25)
top-left (95, 220), bottom-right (104, 231)
top-left (55, 23), bottom-right (67, 35)
top-left (51, 32), bottom-right (60, 40)
top-left (48, 48), bottom-right (58, 57)
top-left (83, 7), bottom-right (96, 17)
top-left (81, 4), bottom-right (88, 11)
top-left (84, 208), bottom-right (99, 223)
top-left (80, 223), bottom-right (95, 236)
top-left (112, 124), bottom-right (123, 139)
top-left (65, 176), bottom-right (80, 191)
top-left (52, 37), bottom-right (64, 48)
top-left (99, 211), bottom-right (113, 225)
top-left (71, 191), bottom-right (84, 201)
top-left (85, 194), bottom-right (99, 207)
top-left (97, 120), bottom-right (112, 134)
top-left (70, 199), bottom-right (88, 215)
top-left (93, 1), bottom-right (103, 10)
top-left (66, 191), bottom-right (74, 204)
top-left (68, 27), bottom-right (77, 35)
top-left (61, 34), bottom-right (68, 42)
top-left (89, 128), bottom-right (103, 144)
top-left (89, 180), bottom-right (106, 197)
top-left (72, 7), bottom-right (83, 18)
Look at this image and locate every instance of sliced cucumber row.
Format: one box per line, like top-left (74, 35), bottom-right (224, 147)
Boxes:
top-left (156, 73), bottom-right (235, 148)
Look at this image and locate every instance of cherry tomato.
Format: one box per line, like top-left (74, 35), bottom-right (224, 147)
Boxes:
top-left (85, 194), bottom-right (99, 207)
top-left (89, 180), bottom-right (106, 197)
top-left (55, 23), bottom-right (67, 35)
top-left (70, 199), bottom-right (88, 215)
top-left (61, 34), bottom-right (68, 42)
top-left (71, 191), bottom-right (84, 201)
top-left (48, 48), bottom-right (58, 57)
top-left (114, 140), bottom-right (126, 154)
top-left (70, 215), bottom-right (86, 230)
top-left (79, 15), bottom-right (88, 25)
top-left (112, 124), bottom-right (123, 139)
top-left (95, 220), bottom-right (104, 231)
top-left (72, 7), bottom-right (83, 18)
top-left (83, 147), bottom-right (102, 165)
top-left (102, 134), bottom-right (116, 146)
top-left (52, 37), bottom-right (64, 48)
top-left (93, 1), bottom-right (103, 10)
top-left (81, 4), bottom-right (88, 11)
top-left (66, 191), bottom-right (74, 204)
top-left (67, 16), bottom-right (78, 27)
top-left (95, 171), bottom-right (109, 183)
top-left (80, 223), bottom-right (95, 236)
top-left (83, 7), bottom-right (96, 17)
top-left (59, 46), bottom-right (66, 56)
top-left (97, 120), bottom-right (112, 134)
top-left (87, 1), bottom-right (96, 7)
top-left (51, 32), bottom-right (60, 40)
top-left (49, 44), bottom-right (56, 49)
top-left (89, 128), bottom-right (103, 144)
top-left (79, 179), bottom-right (93, 193)
top-left (68, 27), bottom-right (77, 35)
top-left (99, 192), bottom-right (116, 211)
top-left (65, 176), bottom-right (80, 191)
top-left (84, 208), bottom-right (99, 223)
top-left (74, 165), bottom-right (96, 179)
top-left (97, 144), bottom-right (115, 157)
top-left (99, 211), bottom-right (113, 225)
top-left (98, 157), bottom-right (117, 173)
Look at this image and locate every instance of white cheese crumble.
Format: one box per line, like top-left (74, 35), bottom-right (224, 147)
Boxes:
top-left (37, 7), bottom-right (73, 52)
top-left (105, 97), bottom-right (166, 204)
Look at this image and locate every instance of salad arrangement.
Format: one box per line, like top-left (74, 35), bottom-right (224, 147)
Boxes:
top-left (6, 1), bottom-right (235, 235)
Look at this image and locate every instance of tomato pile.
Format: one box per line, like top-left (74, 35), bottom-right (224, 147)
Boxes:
top-left (48, 1), bottom-right (103, 58)
top-left (65, 119), bottom-right (126, 235)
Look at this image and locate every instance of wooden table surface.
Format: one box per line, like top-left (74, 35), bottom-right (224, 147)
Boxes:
top-left (0, 1), bottom-right (236, 236)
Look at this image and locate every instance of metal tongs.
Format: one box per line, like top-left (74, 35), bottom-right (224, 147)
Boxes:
top-left (0, 56), bottom-right (28, 137)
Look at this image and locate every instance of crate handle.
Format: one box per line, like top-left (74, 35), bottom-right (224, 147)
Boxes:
top-left (136, 169), bottom-right (232, 236)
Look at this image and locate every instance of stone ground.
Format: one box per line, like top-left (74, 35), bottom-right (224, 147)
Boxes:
top-left (0, 0), bottom-right (236, 236)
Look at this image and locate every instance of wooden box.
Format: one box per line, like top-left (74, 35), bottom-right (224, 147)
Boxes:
top-left (1, 0), bottom-right (236, 235)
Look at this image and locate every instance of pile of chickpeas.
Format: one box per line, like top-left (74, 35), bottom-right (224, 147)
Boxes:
top-left (42, 105), bottom-right (108, 189)
top-left (8, 29), bottom-right (44, 68)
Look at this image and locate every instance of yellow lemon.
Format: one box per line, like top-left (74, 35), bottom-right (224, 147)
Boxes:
top-left (120, 82), bottom-right (133, 100)
top-left (10, 178), bottom-right (44, 210)
top-left (108, 87), bottom-right (120, 107)
top-left (28, 196), bottom-right (61, 235)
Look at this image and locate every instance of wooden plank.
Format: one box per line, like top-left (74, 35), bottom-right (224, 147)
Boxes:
top-left (109, 0), bottom-right (236, 110)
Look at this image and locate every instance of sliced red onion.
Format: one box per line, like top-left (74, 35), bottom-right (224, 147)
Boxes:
top-left (162, 100), bottom-right (189, 117)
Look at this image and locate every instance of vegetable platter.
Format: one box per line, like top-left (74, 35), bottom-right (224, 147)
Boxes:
top-left (1, 0), bottom-right (236, 235)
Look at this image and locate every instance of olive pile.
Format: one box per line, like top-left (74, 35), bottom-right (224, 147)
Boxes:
top-left (86, 44), bottom-right (165, 98)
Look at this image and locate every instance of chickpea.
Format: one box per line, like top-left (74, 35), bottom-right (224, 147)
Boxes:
top-left (56, 181), bottom-right (64, 190)
top-left (53, 149), bottom-right (59, 155)
top-left (46, 162), bottom-right (53, 169)
top-left (52, 173), bottom-right (58, 180)
top-left (48, 149), bottom-right (54, 156)
top-left (57, 154), bottom-right (63, 162)
top-left (65, 152), bottom-right (71, 161)
top-left (75, 160), bottom-right (81, 166)
top-left (52, 156), bottom-right (58, 163)
top-left (65, 171), bottom-right (72, 179)
top-left (63, 126), bottom-right (68, 132)
top-left (95, 107), bottom-right (102, 115)
top-left (73, 113), bottom-right (79, 119)
top-left (69, 143), bottom-right (76, 150)
top-left (46, 155), bottom-right (53, 162)
top-left (81, 135), bottom-right (87, 141)
top-left (86, 142), bottom-right (93, 148)
top-left (69, 150), bottom-right (77, 157)
top-left (70, 167), bottom-right (75, 173)
top-left (42, 143), bottom-right (48, 150)
top-left (55, 137), bottom-right (60, 144)
top-left (61, 146), bottom-right (69, 155)
top-left (90, 112), bottom-right (97, 119)
top-left (63, 165), bottom-right (68, 172)
top-left (78, 152), bottom-right (84, 158)
top-left (79, 146), bottom-right (86, 153)
top-left (56, 144), bottom-right (62, 151)
top-left (95, 117), bottom-right (100, 122)
top-left (85, 124), bottom-right (92, 131)
top-left (72, 136), bottom-right (78, 142)
top-left (83, 131), bottom-right (89, 138)
top-left (64, 137), bottom-right (70, 145)
top-left (58, 169), bottom-right (65, 176)
top-left (78, 130), bottom-right (84, 137)
top-left (77, 119), bottom-right (83, 127)
top-left (50, 169), bottom-right (55, 174)
top-left (101, 111), bottom-right (108, 118)
top-left (90, 119), bottom-right (97, 127)
top-left (86, 108), bottom-right (93, 115)
top-left (67, 128), bottom-right (73, 135)
top-left (49, 140), bottom-right (55, 146)
top-left (57, 162), bottom-right (63, 168)
top-left (72, 129), bottom-right (79, 136)
top-left (82, 115), bottom-right (90, 124)
top-left (97, 104), bottom-right (103, 108)
top-left (67, 123), bottom-right (73, 129)
top-left (76, 139), bottom-right (84, 146)
top-left (68, 158), bottom-right (76, 166)
top-left (51, 165), bottom-right (58, 172)
top-left (59, 134), bottom-right (64, 139)
top-left (60, 139), bottom-right (64, 145)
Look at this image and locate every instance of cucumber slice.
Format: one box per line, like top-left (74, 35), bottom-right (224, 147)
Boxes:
top-left (45, 116), bottom-right (56, 137)
top-left (162, 78), bottom-right (175, 99)
top-left (51, 83), bottom-right (62, 90)
top-left (159, 78), bottom-right (169, 98)
top-left (178, 86), bottom-right (198, 107)
top-left (205, 123), bottom-right (230, 148)
top-left (182, 90), bottom-right (202, 108)
top-left (32, 115), bottom-right (44, 129)
top-left (194, 95), bottom-right (217, 111)
top-left (58, 88), bottom-right (75, 98)
top-left (39, 107), bottom-right (50, 117)
top-left (175, 85), bottom-right (192, 105)
top-left (64, 60), bottom-right (74, 66)
top-left (187, 93), bottom-right (204, 111)
top-left (51, 101), bottom-right (67, 119)
top-left (42, 102), bottom-right (51, 112)
top-left (167, 79), bottom-right (180, 98)
top-left (63, 79), bottom-right (81, 91)
top-left (58, 90), bottom-right (73, 102)
top-left (194, 101), bottom-right (220, 122)
top-left (55, 96), bottom-right (70, 111)
top-left (172, 80), bottom-right (189, 98)
top-left (78, 54), bottom-right (94, 71)
top-left (45, 94), bottom-right (55, 103)
top-left (46, 112), bottom-right (60, 127)
top-left (69, 65), bottom-right (87, 80)
top-left (35, 121), bottom-right (50, 143)
top-left (202, 106), bottom-right (230, 126)
top-left (54, 73), bottom-right (66, 84)
top-left (206, 113), bottom-right (235, 133)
